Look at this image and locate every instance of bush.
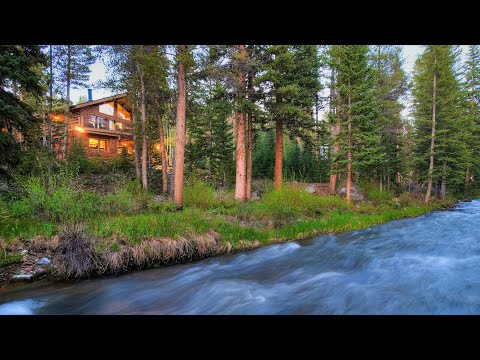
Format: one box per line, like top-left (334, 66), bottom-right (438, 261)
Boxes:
top-left (184, 178), bottom-right (217, 209)
top-left (13, 171), bottom-right (99, 225)
top-left (362, 182), bottom-right (395, 205)
top-left (53, 228), bottom-right (100, 278)
top-left (66, 139), bottom-right (92, 174)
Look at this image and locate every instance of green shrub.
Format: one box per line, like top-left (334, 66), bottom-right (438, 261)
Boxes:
top-left (184, 179), bottom-right (217, 209)
top-left (67, 139), bottom-right (93, 174)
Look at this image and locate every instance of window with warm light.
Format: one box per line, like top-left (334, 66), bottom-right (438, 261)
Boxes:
top-left (89, 138), bottom-right (108, 152)
top-left (89, 138), bottom-right (99, 150)
top-left (115, 122), bottom-right (123, 131)
top-left (109, 120), bottom-right (114, 130)
top-left (117, 103), bottom-right (131, 120)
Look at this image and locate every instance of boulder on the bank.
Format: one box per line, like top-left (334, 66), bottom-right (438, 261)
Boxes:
top-left (339, 186), bottom-right (364, 201)
top-left (305, 186), bottom-right (316, 194)
top-left (11, 274), bottom-right (34, 282)
top-left (37, 257), bottom-right (51, 266)
top-left (251, 192), bottom-right (261, 201)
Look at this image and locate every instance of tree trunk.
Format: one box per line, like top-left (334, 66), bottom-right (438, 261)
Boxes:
top-left (158, 112), bottom-right (168, 193)
top-left (379, 175), bottom-right (383, 191)
top-left (466, 166), bottom-right (471, 188)
top-left (173, 45), bottom-right (187, 209)
top-left (132, 103), bottom-right (142, 180)
top-left (140, 59), bottom-right (148, 190)
top-left (425, 51), bottom-right (437, 205)
top-left (329, 68), bottom-right (339, 195)
top-left (440, 162), bottom-right (446, 199)
top-left (48, 45), bottom-right (53, 152)
top-left (246, 69), bottom-right (253, 201)
top-left (346, 85), bottom-right (352, 205)
top-left (64, 45), bottom-right (71, 158)
top-left (246, 112), bottom-right (253, 200)
top-left (234, 45), bottom-right (247, 201)
top-left (274, 117), bottom-right (283, 190)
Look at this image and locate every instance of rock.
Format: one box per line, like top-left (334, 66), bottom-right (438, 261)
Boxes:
top-left (23, 266), bottom-right (34, 272)
top-left (152, 195), bottom-right (167, 203)
top-left (11, 274), bottom-right (34, 282)
top-left (34, 268), bottom-right (46, 277)
top-left (37, 257), bottom-right (51, 266)
top-left (20, 249), bottom-right (28, 255)
top-left (305, 186), bottom-right (316, 194)
top-left (251, 192), bottom-right (261, 201)
top-left (0, 182), bottom-right (9, 192)
top-left (339, 187), bottom-right (364, 201)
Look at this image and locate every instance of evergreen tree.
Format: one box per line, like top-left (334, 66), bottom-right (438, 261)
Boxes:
top-left (257, 45), bottom-right (321, 190)
top-left (412, 45), bottom-right (468, 202)
top-left (53, 45), bottom-right (95, 157)
top-left (0, 45), bottom-right (46, 178)
top-left (370, 45), bottom-right (407, 190)
top-left (462, 45), bottom-right (480, 190)
top-left (332, 45), bottom-right (383, 203)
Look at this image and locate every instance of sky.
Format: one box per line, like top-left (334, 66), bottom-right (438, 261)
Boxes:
top-left (70, 45), bottom-right (470, 119)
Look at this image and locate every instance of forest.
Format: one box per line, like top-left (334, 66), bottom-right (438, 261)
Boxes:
top-left (0, 45), bottom-right (478, 282)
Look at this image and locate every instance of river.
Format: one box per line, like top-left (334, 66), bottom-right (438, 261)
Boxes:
top-left (1, 200), bottom-right (480, 315)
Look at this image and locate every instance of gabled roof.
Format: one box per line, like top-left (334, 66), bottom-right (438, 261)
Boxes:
top-left (70, 93), bottom-right (129, 111)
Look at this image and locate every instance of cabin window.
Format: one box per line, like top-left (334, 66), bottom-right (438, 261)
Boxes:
top-left (99, 101), bottom-right (115, 116)
top-left (89, 138), bottom-right (108, 152)
top-left (88, 114), bottom-right (97, 128)
top-left (115, 122), bottom-right (123, 131)
top-left (117, 103), bottom-right (131, 120)
top-left (89, 138), bottom-right (99, 150)
top-left (97, 117), bottom-right (107, 129)
top-left (109, 120), bottom-right (114, 130)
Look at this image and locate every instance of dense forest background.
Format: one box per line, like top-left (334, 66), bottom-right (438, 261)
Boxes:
top-left (2, 45), bottom-right (480, 207)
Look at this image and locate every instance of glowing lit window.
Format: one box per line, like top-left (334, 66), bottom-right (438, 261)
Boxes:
top-left (115, 122), bottom-right (123, 131)
top-left (109, 120), bottom-right (114, 130)
top-left (99, 140), bottom-right (107, 152)
top-left (89, 138), bottom-right (99, 150)
top-left (117, 103), bottom-right (131, 120)
top-left (99, 102), bottom-right (114, 116)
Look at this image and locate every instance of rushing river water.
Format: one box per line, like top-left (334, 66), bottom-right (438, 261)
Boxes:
top-left (1, 200), bottom-right (480, 315)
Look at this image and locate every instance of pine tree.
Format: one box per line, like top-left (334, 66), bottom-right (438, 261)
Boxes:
top-left (462, 45), bottom-right (480, 190)
top-left (332, 45), bottom-right (383, 203)
top-left (412, 45), bottom-right (468, 203)
top-left (0, 45), bottom-right (46, 178)
top-left (370, 45), bottom-right (407, 190)
top-left (53, 45), bottom-right (95, 157)
top-left (257, 45), bottom-right (320, 190)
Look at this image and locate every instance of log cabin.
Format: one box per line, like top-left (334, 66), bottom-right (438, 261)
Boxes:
top-left (51, 91), bottom-right (134, 157)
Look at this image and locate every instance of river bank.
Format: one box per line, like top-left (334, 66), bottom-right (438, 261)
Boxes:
top-left (0, 183), bottom-right (458, 290)
top-left (1, 198), bottom-right (476, 315)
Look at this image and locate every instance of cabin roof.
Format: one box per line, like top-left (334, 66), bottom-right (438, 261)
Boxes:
top-left (70, 93), bottom-right (130, 111)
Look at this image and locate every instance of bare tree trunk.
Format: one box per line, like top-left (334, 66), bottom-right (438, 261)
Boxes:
top-left (466, 165), bottom-right (471, 188)
top-left (246, 69), bottom-right (253, 201)
top-left (329, 68), bottom-right (339, 195)
top-left (173, 45), bottom-right (187, 209)
top-left (48, 45), bottom-right (53, 152)
top-left (425, 51), bottom-right (437, 205)
top-left (440, 162), bottom-right (446, 199)
top-left (346, 85), bottom-right (352, 205)
top-left (140, 56), bottom-right (148, 190)
top-left (132, 103), bottom-right (142, 180)
top-left (234, 45), bottom-right (247, 201)
top-left (64, 45), bottom-right (71, 159)
top-left (158, 112), bottom-right (168, 193)
top-left (379, 175), bottom-right (383, 191)
top-left (246, 112), bottom-right (253, 200)
top-left (274, 117), bottom-right (283, 190)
